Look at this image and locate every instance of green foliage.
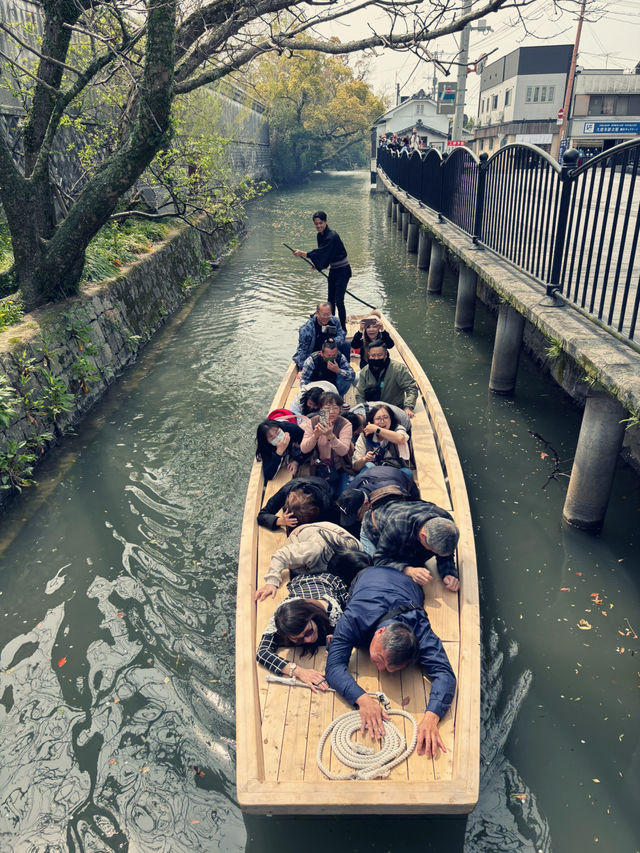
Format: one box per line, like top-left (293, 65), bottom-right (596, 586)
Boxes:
top-left (0, 298), bottom-right (23, 332)
top-left (620, 410), bottom-right (640, 430)
top-left (0, 375), bottom-right (17, 428)
top-left (82, 219), bottom-right (175, 283)
top-left (545, 337), bottom-right (563, 360)
top-left (71, 357), bottom-right (100, 393)
top-left (250, 51), bottom-right (386, 185)
top-left (0, 439), bottom-right (36, 492)
top-left (0, 223), bottom-right (13, 274)
top-left (63, 309), bottom-right (94, 348)
top-left (40, 370), bottom-right (75, 421)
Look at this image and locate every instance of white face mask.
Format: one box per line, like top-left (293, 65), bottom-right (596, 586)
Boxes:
top-left (269, 429), bottom-right (285, 447)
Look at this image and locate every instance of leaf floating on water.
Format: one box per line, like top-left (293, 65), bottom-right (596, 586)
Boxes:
top-left (191, 820), bottom-right (200, 825)
top-left (578, 620), bottom-right (592, 630)
top-left (109, 758), bottom-right (117, 765)
top-left (560, 588), bottom-right (570, 592)
top-left (164, 677), bottom-right (170, 683)
top-left (140, 766), bottom-right (150, 774)
top-left (575, 572), bottom-right (583, 577)
top-left (57, 657), bottom-right (67, 667)
top-left (592, 778), bottom-right (600, 783)
top-left (514, 793), bottom-right (527, 801)
top-left (113, 697), bottom-right (120, 703)
top-left (117, 612), bottom-right (124, 618)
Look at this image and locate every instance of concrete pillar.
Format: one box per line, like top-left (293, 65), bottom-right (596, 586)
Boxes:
top-left (455, 267), bottom-right (477, 331)
top-left (407, 220), bottom-right (419, 253)
top-left (397, 206), bottom-right (404, 231)
top-left (417, 229), bottom-right (432, 269)
top-left (427, 242), bottom-right (445, 293)
top-left (387, 194), bottom-right (393, 218)
top-left (489, 304), bottom-right (525, 394)
top-left (563, 392), bottom-right (627, 531)
top-left (402, 210), bottom-right (410, 241)
top-left (392, 200), bottom-right (398, 223)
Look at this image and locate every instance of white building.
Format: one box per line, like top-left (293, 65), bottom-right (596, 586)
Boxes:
top-left (372, 89), bottom-right (450, 151)
top-left (473, 45), bottom-right (572, 155)
top-left (568, 67), bottom-right (640, 158)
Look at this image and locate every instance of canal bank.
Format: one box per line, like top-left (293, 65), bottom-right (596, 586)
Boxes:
top-left (0, 219), bottom-right (241, 509)
top-left (0, 171), bottom-right (637, 852)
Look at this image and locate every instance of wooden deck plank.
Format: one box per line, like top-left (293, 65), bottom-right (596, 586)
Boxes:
top-left (432, 641), bottom-right (460, 782)
top-left (377, 669), bottom-right (410, 782)
top-left (423, 560), bottom-right (460, 644)
top-left (400, 663), bottom-right (435, 783)
top-left (259, 652), bottom-right (293, 781)
top-left (277, 647), bottom-right (314, 782)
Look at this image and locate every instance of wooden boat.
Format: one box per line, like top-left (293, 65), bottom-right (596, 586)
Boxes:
top-left (235, 313), bottom-right (480, 814)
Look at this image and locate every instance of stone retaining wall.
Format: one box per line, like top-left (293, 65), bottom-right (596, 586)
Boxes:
top-left (0, 221), bottom-right (241, 505)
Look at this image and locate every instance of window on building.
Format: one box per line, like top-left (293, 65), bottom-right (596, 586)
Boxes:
top-left (588, 95), bottom-right (603, 115)
top-left (533, 87), bottom-right (539, 103)
top-left (602, 95), bottom-right (616, 115)
top-left (416, 104), bottom-right (424, 115)
top-left (548, 86), bottom-right (555, 102)
top-left (615, 96), bottom-right (629, 116)
top-left (488, 137), bottom-right (494, 150)
top-left (541, 86), bottom-right (547, 102)
top-left (629, 95), bottom-right (640, 114)
top-left (492, 94), bottom-right (498, 109)
top-left (505, 89), bottom-right (512, 107)
top-left (526, 87), bottom-right (532, 103)
top-left (573, 94), bottom-right (589, 116)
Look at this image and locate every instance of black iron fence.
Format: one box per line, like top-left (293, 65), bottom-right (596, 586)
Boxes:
top-left (377, 139), bottom-right (640, 343)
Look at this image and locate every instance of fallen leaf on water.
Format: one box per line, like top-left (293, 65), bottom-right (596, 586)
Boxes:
top-left (578, 620), bottom-right (592, 630)
top-left (191, 820), bottom-right (200, 825)
top-left (560, 588), bottom-right (570, 592)
top-left (540, 452), bottom-right (548, 459)
top-left (57, 657), bottom-right (67, 667)
top-left (514, 793), bottom-right (527, 801)
top-left (592, 778), bottom-right (600, 783)
top-left (576, 572), bottom-right (583, 577)
top-left (117, 612), bottom-right (124, 618)
top-left (109, 758), bottom-right (117, 765)
top-left (140, 766), bottom-right (150, 774)
top-left (164, 677), bottom-right (170, 683)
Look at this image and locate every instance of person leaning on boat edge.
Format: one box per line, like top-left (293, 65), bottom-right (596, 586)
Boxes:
top-left (293, 302), bottom-right (350, 370)
top-left (362, 498), bottom-right (461, 592)
top-left (292, 212), bottom-right (352, 330)
top-left (355, 341), bottom-right (418, 420)
top-left (325, 565), bottom-right (456, 758)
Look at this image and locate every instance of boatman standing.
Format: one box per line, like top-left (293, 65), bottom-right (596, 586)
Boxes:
top-left (293, 211), bottom-right (352, 330)
top-left (324, 565), bottom-right (456, 757)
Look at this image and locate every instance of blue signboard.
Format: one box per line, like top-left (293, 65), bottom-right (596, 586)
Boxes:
top-left (558, 138), bottom-right (568, 162)
top-left (583, 121), bottom-right (640, 135)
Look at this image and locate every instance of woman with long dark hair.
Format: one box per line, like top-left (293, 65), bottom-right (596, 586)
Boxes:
top-left (256, 551), bottom-right (373, 690)
top-left (350, 314), bottom-right (395, 368)
top-left (256, 573), bottom-right (347, 691)
top-left (255, 416), bottom-right (314, 481)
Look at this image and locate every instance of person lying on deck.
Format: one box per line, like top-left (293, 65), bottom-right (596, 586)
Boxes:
top-left (257, 477), bottom-right (335, 531)
top-left (325, 565), bottom-right (456, 758)
top-left (360, 498), bottom-right (461, 592)
top-left (336, 466), bottom-right (420, 535)
top-left (256, 572), bottom-right (348, 692)
top-left (254, 520), bottom-right (362, 602)
top-left (355, 341), bottom-right (418, 419)
top-left (289, 382), bottom-right (337, 417)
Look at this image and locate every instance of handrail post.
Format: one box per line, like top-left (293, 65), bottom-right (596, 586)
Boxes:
top-left (547, 148), bottom-right (579, 297)
top-left (438, 151), bottom-right (448, 223)
top-left (472, 153), bottom-right (489, 245)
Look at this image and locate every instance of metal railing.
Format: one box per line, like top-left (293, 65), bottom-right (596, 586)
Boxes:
top-left (377, 139), bottom-right (640, 343)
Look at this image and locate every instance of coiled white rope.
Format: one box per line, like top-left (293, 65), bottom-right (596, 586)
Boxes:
top-left (316, 707), bottom-right (418, 781)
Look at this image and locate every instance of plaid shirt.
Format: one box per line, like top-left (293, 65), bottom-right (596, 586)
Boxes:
top-left (361, 499), bottom-right (458, 580)
top-left (256, 573), bottom-right (348, 675)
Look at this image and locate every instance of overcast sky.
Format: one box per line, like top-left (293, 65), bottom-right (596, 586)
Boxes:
top-left (353, 0), bottom-right (639, 115)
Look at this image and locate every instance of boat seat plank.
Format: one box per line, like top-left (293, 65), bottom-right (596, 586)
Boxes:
top-left (277, 646), bottom-right (314, 782)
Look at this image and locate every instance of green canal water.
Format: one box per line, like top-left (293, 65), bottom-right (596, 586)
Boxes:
top-left (0, 172), bottom-right (638, 853)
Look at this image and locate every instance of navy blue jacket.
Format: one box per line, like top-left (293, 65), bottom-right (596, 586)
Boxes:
top-left (325, 566), bottom-right (456, 719)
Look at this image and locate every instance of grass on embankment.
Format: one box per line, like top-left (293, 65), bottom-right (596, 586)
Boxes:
top-left (0, 217), bottom-right (179, 331)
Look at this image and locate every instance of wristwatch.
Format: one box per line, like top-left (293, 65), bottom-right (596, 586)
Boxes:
top-left (376, 427), bottom-right (381, 436)
top-left (288, 662), bottom-right (297, 677)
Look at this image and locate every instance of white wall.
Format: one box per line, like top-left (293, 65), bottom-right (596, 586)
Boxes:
top-left (477, 73), bottom-right (566, 125)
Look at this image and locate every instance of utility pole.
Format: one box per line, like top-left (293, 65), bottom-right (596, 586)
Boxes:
top-left (555, 0), bottom-right (587, 160)
top-left (452, 0), bottom-right (472, 142)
